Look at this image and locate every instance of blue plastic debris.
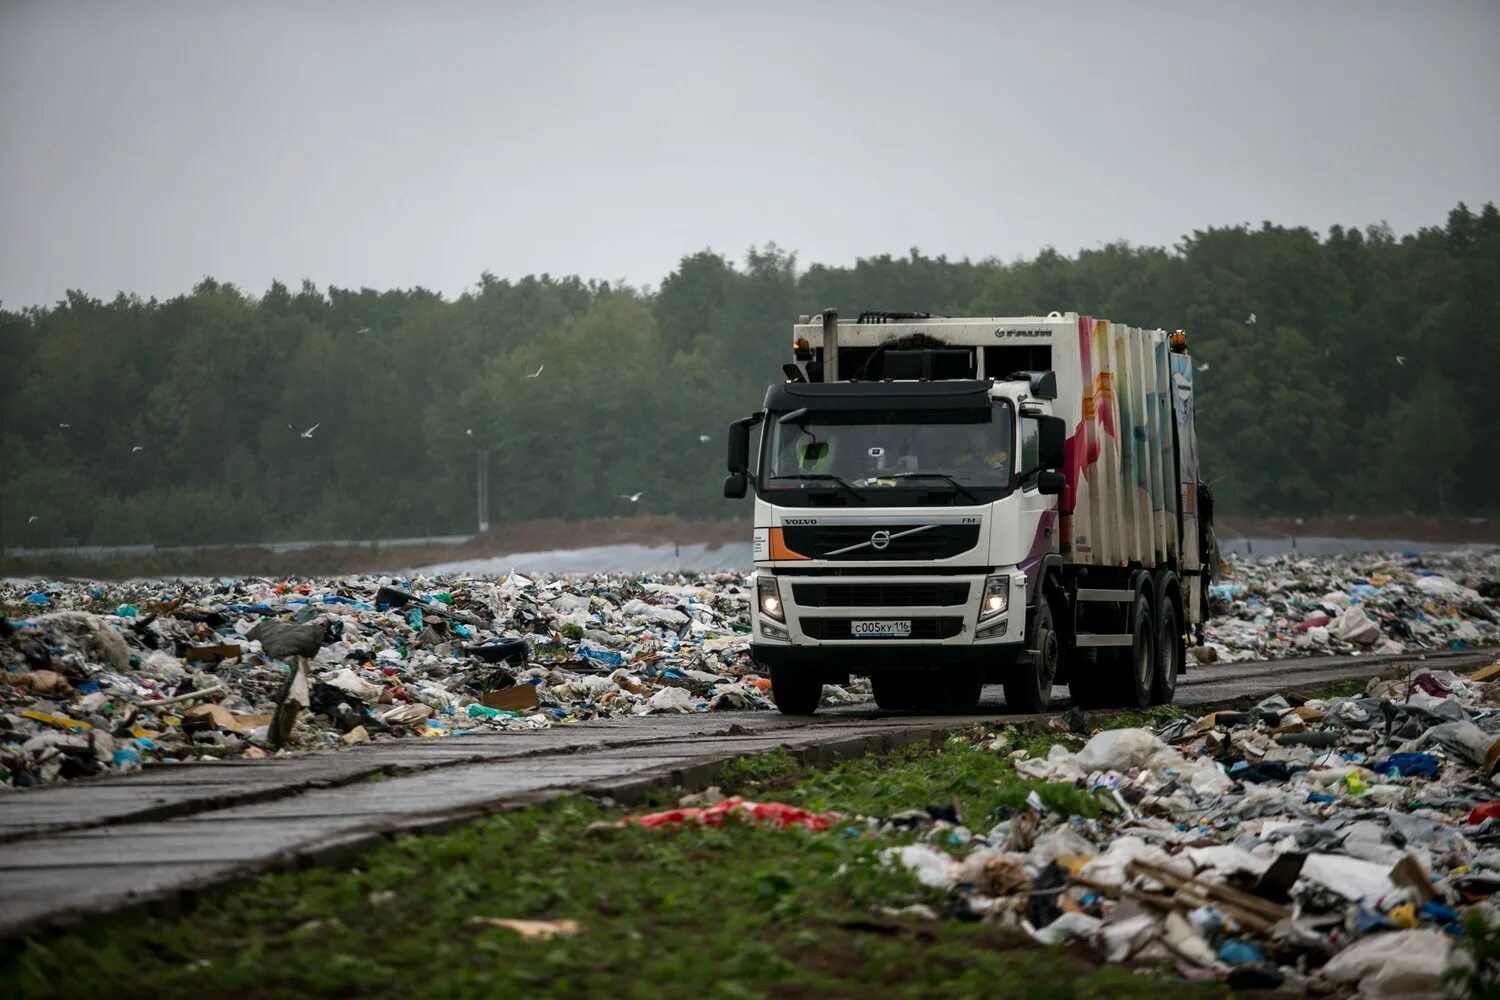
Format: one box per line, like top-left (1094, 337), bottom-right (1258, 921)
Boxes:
top-left (1371, 752), bottom-right (1441, 778)
top-left (1216, 940), bottom-right (1266, 965)
top-left (24, 593), bottom-right (48, 606)
top-left (579, 645), bottom-right (626, 666)
top-left (116, 604), bottom-right (138, 619)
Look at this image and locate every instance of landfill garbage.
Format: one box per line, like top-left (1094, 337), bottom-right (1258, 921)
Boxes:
top-left (3, 547), bottom-right (1497, 789)
top-left (876, 659), bottom-right (1500, 991)
top-left (1201, 548), bottom-right (1500, 661)
top-left (1, 572), bottom-right (766, 787)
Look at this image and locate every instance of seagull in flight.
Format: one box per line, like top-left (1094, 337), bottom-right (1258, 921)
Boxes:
top-left (58, 422), bottom-right (71, 429)
top-left (1197, 362), bottom-right (1210, 372)
top-left (131, 444), bottom-right (145, 453)
top-left (698, 434), bottom-right (711, 443)
top-left (617, 491), bottom-right (645, 503)
top-left (525, 365), bottom-right (544, 379)
top-left (289, 422), bottom-right (320, 439)
top-left (28, 515), bottom-right (39, 523)
top-left (1246, 312), bottom-right (1256, 324)
top-left (465, 428), bottom-right (474, 437)
top-left (356, 327), bottom-right (370, 335)
top-left (1395, 355), bottom-right (1407, 366)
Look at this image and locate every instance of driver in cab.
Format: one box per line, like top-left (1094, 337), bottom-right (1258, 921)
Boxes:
top-left (952, 426), bottom-right (1010, 478)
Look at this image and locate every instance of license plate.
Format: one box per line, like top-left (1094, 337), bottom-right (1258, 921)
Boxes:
top-left (851, 619), bottom-right (912, 638)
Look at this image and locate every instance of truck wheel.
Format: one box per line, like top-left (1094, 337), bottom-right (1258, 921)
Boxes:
top-left (1004, 595), bottom-right (1057, 713)
top-left (1121, 591), bottom-right (1156, 709)
top-left (1151, 589), bottom-right (1182, 705)
top-left (769, 662), bottom-right (823, 715)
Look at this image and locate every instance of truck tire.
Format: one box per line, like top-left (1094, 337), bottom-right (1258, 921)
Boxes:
top-left (1151, 584), bottom-right (1182, 705)
top-left (1121, 591), bottom-right (1156, 709)
top-left (1004, 594), bottom-right (1057, 713)
top-left (769, 662), bottom-right (823, 715)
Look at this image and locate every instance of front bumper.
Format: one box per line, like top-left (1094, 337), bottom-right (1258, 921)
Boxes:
top-left (749, 569), bottom-right (1027, 649)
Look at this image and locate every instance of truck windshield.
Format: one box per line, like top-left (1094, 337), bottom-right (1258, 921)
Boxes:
top-left (760, 404), bottom-right (1014, 505)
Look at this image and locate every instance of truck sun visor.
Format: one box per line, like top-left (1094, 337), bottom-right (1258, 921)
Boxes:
top-left (762, 379), bottom-right (993, 413)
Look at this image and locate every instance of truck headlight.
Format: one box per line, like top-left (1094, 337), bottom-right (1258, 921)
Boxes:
top-left (979, 575), bottom-right (1009, 620)
top-left (757, 576), bottom-right (785, 622)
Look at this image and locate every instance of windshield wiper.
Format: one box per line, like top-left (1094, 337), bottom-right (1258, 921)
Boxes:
top-left (884, 472), bottom-right (981, 503)
top-left (768, 474), bottom-right (868, 503)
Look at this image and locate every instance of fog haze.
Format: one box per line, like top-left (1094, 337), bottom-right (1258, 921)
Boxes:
top-left (2, 0), bottom-right (1497, 307)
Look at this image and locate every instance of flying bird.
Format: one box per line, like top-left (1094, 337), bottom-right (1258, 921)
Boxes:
top-left (617, 491), bottom-right (645, 503)
top-left (57, 422), bottom-right (71, 429)
top-left (1246, 313), bottom-right (1256, 324)
top-left (1197, 362), bottom-right (1210, 373)
top-left (28, 515), bottom-right (39, 524)
top-left (131, 444), bottom-right (145, 453)
top-left (289, 422), bottom-right (320, 439)
top-left (698, 434), bottom-right (711, 443)
top-left (465, 428), bottom-right (474, 437)
top-left (525, 365), bottom-right (544, 379)
top-left (1395, 355), bottom-right (1407, 366)
top-left (356, 327), bottom-right (370, 335)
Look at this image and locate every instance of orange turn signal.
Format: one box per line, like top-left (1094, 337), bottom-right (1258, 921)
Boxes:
top-left (768, 527), bottom-right (808, 561)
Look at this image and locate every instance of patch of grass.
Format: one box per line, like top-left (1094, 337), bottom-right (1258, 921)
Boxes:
top-left (791, 737), bottom-right (1100, 829)
top-left (1287, 678), bottom-right (1370, 701)
top-left (717, 746), bottom-right (805, 791)
top-left (2, 738), bottom-right (1216, 1000)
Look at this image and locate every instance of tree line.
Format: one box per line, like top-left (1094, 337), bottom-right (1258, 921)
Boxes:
top-left (2, 202), bottom-right (1497, 548)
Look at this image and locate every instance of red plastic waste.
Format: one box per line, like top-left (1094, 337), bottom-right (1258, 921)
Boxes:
top-left (1467, 801), bottom-right (1500, 826)
top-left (1296, 612), bottom-right (1331, 632)
top-left (1416, 672), bottom-right (1455, 698)
top-left (625, 796), bottom-right (838, 831)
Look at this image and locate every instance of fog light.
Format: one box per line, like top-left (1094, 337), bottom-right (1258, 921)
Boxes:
top-left (757, 576), bottom-right (785, 622)
top-left (760, 621), bottom-right (789, 641)
top-left (979, 575), bottom-right (1010, 620)
top-left (976, 619), bottom-right (1009, 640)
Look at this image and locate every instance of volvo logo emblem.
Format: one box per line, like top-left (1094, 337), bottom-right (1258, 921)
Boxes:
top-left (870, 530), bottom-right (891, 550)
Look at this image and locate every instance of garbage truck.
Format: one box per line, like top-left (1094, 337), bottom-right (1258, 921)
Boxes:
top-left (724, 310), bottom-right (1215, 715)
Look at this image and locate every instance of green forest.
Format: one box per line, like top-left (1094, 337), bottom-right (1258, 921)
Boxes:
top-left (3, 202), bottom-right (1497, 549)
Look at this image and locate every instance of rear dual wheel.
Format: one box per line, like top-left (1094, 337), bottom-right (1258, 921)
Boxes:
top-left (1069, 590), bottom-right (1155, 709)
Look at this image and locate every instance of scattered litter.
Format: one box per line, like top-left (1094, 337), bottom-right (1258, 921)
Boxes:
top-left (879, 653), bottom-right (1500, 991)
top-left (623, 796), bottom-right (838, 831)
top-left (463, 917), bottom-right (581, 939)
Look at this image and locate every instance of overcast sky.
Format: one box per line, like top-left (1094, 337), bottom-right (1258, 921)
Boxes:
top-left (2, 0), bottom-right (1497, 308)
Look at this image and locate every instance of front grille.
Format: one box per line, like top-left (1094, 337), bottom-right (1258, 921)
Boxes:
top-left (798, 617), bottom-right (966, 640)
top-left (792, 582), bottom-right (970, 608)
top-left (781, 524), bottom-right (980, 561)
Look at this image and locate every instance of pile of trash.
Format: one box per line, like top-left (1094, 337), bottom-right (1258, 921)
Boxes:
top-left (1201, 549), bottom-right (1500, 663)
top-left (883, 664), bottom-right (1500, 993)
top-left (0, 572), bottom-right (767, 787)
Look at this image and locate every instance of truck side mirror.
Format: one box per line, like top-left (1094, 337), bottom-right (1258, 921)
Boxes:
top-left (725, 412), bottom-right (763, 500)
top-left (1038, 416), bottom-right (1066, 470)
top-left (1037, 470), bottom-right (1065, 496)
